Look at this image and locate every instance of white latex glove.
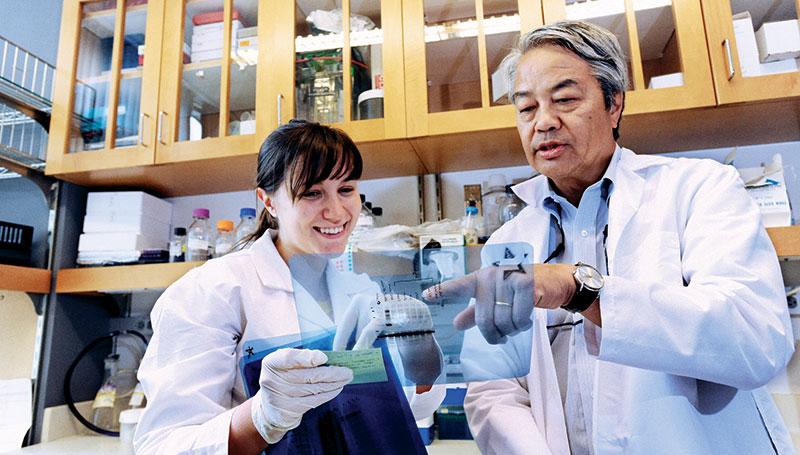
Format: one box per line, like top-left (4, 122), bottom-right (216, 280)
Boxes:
top-left (333, 294), bottom-right (444, 385)
top-left (250, 348), bottom-right (353, 444)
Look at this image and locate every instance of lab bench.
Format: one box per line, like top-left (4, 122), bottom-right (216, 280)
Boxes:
top-left (14, 435), bottom-right (481, 454)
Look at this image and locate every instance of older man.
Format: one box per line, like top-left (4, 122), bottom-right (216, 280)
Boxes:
top-left (425, 20), bottom-right (794, 454)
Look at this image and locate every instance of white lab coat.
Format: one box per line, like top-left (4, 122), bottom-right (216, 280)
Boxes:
top-left (134, 231), bottom-right (444, 455)
top-left (463, 148), bottom-right (795, 455)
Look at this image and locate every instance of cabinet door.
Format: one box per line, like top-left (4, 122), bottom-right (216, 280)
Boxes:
top-left (267, 0), bottom-right (406, 142)
top-left (403, 0), bottom-right (544, 137)
top-left (702, 0), bottom-right (800, 104)
top-left (155, 0), bottom-right (261, 164)
top-left (543, 0), bottom-right (715, 115)
top-left (47, 0), bottom-right (165, 174)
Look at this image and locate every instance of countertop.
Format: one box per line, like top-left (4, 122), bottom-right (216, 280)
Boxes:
top-left (14, 435), bottom-right (481, 454)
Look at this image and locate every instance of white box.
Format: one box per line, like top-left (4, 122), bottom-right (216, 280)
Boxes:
top-left (760, 57), bottom-right (800, 76)
top-left (192, 20), bottom-right (243, 37)
top-left (732, 12), bottom-right (762, 78)
top-left (491, 65), bottom-right (510, 103)
top-left (82, 212), bottom-right (171, 240)
top-left (737, 154), bottom-right (792, 228)
top-left (192, 32), bottom-right (233, 51)
top-left (191, 49), bottom-right (224, 62)
top-left (86, 191), bottom-right (172, 223)
top-left (78, 232), bottom-right (166, 252)
top-left (647, 72), bottom-right (684, 89)
top-left (755, 19), bottom-right (800, 63)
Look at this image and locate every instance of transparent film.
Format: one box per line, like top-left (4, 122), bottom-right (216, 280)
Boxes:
top-left (289, 242), bottom-right (535, 386)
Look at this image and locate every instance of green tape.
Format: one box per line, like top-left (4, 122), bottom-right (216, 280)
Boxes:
top-left (321, 348), bottom-right (388, 385)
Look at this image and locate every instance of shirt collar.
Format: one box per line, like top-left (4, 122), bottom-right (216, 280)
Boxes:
top-left (541, 144), bottom-right (621, 214)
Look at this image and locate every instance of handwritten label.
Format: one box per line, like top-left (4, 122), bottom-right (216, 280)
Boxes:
top-left (321, 348), bottom-right (388, 385)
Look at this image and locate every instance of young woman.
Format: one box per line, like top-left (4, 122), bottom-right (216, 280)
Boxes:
top-left (134, 120), bottom-right (443, 455)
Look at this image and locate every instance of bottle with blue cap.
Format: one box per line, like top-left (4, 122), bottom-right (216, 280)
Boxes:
top-left (235, 207), bottom-right (258, 245)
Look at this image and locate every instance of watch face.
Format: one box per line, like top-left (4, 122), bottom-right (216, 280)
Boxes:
top-left (576, 264), bottom-right (604, 291)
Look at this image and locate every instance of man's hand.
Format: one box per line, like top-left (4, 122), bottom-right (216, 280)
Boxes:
top-left (422, 263), bottom-right (576, 344)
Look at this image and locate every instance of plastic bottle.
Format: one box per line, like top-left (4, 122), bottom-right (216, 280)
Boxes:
top-left (461, 200), bottom-right (482, 246)
top-left (214, 220), bottom-right (235, 258)
top-left (92, 354), bottom-right (120, 431)
top-left (187, 208), bottom-right (213, 261)
top-left (371, 206), bottom-right (383, 228)
top-left (482, 174), bottom-right (510, 236)
top-left (168, 227), bottom-right (187, 263)
top-left (235, 208), bottom-right (258, 244)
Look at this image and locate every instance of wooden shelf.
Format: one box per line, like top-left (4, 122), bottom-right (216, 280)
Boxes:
top-left (50, 226), bottom-right (799, 294)
top-left (768, 226), bottom-right (800, 259)
top-left (0, 265), bottom-right (51, 293)
top-left (55, 261), bottom-right (204, 294)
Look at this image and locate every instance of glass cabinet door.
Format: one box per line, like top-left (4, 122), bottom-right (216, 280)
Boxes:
top-left (270, 0), bottom-right (406, 141)
top-left (156, 0), bottom-right (259, 163)
top-left (403, 0), bottom-right (543, 137)
top-left (47, 0), bottom-right (164, 173)
top-left (702, 0), bottom-right (800, 104)
top-left (544, 0), bottom-right (715, 114)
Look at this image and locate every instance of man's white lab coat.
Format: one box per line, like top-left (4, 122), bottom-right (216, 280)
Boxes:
top-left (134, 231), bottom-right (444, 455)
top-left (463, 149), bottom-right (795, 455)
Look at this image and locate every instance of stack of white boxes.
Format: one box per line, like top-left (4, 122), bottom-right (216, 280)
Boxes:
top-left (733, 12), bottom-right (800, 78)
top-left (191, 10), bottom-right (246, 63)
top-left (77, 191), bottom-right (173, 265)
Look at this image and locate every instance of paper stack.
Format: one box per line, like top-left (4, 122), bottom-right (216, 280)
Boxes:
top-left (77, 191), bottom-right (173, 265)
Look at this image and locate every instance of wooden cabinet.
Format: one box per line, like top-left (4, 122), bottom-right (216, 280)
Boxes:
top-left (701, 0), bottom-right (800, 105)
top-left (542, 0), bottom-right (715, 115)
top-left (46, 0), bottom-right (166, 174)
top-left (41, 0), bottom-right (800, 192)
top-left (402, 0), bottom-right (544, 138)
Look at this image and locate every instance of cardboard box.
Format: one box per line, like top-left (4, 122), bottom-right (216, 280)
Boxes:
top-left (86, 191), bottom-right (173, 224)
top-left (192, 9), bottom-right (247, 27)
top-left (737, 154), bottom-right (792, 228)
top-left (755, 19), bottom-right (800, 63)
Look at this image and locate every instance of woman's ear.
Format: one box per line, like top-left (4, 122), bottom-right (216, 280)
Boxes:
top-left (256, 188), bottom-right (278, 218)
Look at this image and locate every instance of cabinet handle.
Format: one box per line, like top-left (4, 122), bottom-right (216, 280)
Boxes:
top-left (723, 38), bottom-right (735, 81)
top-left (157, 111), bottom-right (167, 145)
top-left (277, 93), bottom-right (283, 127)
top-left (138, 112), bottom-right (151, 147)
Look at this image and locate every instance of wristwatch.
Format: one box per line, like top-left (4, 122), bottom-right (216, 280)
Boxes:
top-left (561, 262), bottom-right (604, 313)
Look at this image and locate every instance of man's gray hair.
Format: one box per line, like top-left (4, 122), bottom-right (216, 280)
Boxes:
top-left (503, 20), bottom-right (628, 139)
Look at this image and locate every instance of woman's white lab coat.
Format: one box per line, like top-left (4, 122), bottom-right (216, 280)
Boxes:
top-left (463, 149), bottom-right (795, 455)
top-left (134, 231), bottom-right (444, 455)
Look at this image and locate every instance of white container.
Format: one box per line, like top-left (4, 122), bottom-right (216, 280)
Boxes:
top-left (78, 232), bottom-right (165, 252)
top-left (119, 408), bottom-right (144, 444)
top-left (82, 212), bottom-right (171, 239)
top-left (732, 12), bottom-right (762, 78)
top-left (647, 72), bottom-right (684, 89)
top-left (755, 19), bottom-right (800, 63)
top-left (86, 191), bottom-right (173, 224)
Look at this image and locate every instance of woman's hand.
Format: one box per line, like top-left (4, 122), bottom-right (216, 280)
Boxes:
top-left (250, 348), bottom-right (353, 444)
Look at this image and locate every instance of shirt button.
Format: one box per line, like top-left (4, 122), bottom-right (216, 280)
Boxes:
top-left (581, 229), bottom-right (589, 237)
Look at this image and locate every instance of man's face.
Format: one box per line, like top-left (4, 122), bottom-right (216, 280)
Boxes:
top-left (512, 45), bottom-right (622, 194)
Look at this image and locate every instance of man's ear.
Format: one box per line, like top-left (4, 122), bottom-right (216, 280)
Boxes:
top-left (608, 91), bottom-right (624, 126)
top-left (256, 188), bottom-right (277, 218)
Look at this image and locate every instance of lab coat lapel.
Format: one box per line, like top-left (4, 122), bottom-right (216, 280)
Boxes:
top-left (606, 150), bottom-right (646, 275)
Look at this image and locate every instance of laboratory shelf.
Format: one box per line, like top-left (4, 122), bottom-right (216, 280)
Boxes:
top-left (768, 226), bottom-right (800, 259)
top-left (55, 261), bottom-right (204, 294)
top-left (0, 264), bottom-right (51, 293)
top-left (50, 226), bottom-right (799, 295)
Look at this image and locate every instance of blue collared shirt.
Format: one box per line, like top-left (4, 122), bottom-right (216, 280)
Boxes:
top-left (541, 145), bottom-right (620, 455)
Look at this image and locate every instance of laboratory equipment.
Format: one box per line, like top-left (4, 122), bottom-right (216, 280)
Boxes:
top-left (187, 208), bottom-right (213, 261)
top-left (235, 208), bottom-right (258, 244)
top-left (169, 227), bottom-right (186, 262)
top-left (214, 220), bottom-right (235, 258)
top-left (461, 201), bottom-right (481, 246)
top-left (482, 174), bottom-right (510, 236)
